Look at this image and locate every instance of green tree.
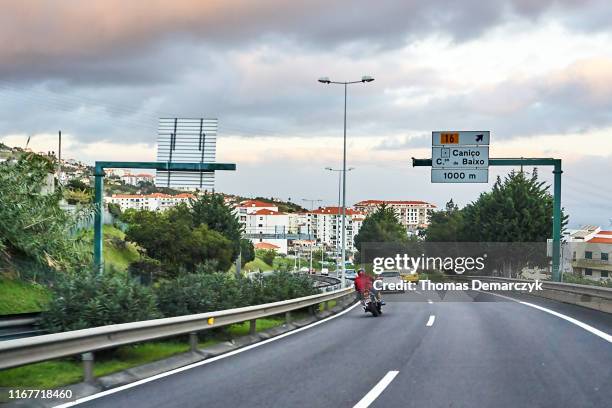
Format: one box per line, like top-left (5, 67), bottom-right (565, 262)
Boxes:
top-left (65, 178), bottom-right (89, 191)
top-left (354, 204), bottom-right (408, 263)
top-left (189, 194), bottom-right (243, 260)
top-left (461, 170), bottom-right (567, 242)
top-left (256, 249), bottom-right (276, 266)
top-left (124, 208), bottom-right (234, 276)
top-left (240, 239), bottom-right (255, 267)
top-left (424, 199), bottom-right (465, 242)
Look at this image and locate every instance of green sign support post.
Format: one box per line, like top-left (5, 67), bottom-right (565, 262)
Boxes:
top-left (93, 161), bottom-right (236, 273)
top-left (412, 157), bottom-right (563, 282)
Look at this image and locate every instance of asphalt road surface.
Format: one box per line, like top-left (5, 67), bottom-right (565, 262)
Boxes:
top-left (66, 289), bottom-right (612, 408)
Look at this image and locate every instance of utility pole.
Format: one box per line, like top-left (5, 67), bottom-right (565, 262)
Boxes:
top-left (303, 198), bottom-right (322, 274)
top-left (57, 130), bottom-right (62, 184)
top-left (318, 75), bottom-right (374, 286)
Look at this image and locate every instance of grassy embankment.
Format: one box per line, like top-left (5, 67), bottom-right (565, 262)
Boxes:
top-left (0, 226), bottom-right (138, 315)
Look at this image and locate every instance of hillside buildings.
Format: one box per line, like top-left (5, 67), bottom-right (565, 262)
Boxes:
top-left (354, 200), bottom-right (436, 234)
top-left (104, 193), bottom-right (194, 212)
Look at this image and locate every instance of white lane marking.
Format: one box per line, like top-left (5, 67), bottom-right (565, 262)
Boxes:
top-left (415, 290), bottom-right (422, 294)
top-left (426, 315), bottom-right (436, 327)
top-left (353, 370), bottom-right (399, 408)
top-left (479, 290), bottom-right (612, 343)
top-left (53, 302), bottom-right (361, 407)
top-left (427, 299), bottom-right (433, 304)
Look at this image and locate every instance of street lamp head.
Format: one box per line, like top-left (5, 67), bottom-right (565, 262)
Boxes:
top-left (348, 167), bottom-right (356, 171)
top-left (325, 167), bottom-right (333, 170)
top-left (361, 76), bottom-right (375, 83)
top-left (318, 77), bottom-right (331, 84)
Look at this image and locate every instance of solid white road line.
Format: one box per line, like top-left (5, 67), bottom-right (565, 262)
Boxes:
top-left (427, 299), bottom-right (433, 304)
top-left (353, 371), bottom-right (399, 408)
top-left (480, 290), bottom-right (612, 343)
top-left (54, 302), bottom-right (361, 408)
top-left (426, 315), bottom-right (436, 327)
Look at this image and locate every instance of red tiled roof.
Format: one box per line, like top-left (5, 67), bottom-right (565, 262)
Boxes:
top-left (240, 200), bottom-right (275, 208)
top-left (598, 231), bottom-right (612, 235)
top-left (587, 237), bottom-right (612, 244)
top-left (254, 242), bottom-right (280, 250)
top-left (253, 209), bottom-right (283, 215)
top-left (355, 199), bottom-right (436, 207)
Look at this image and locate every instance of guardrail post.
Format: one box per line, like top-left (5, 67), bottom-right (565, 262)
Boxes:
top-left (189, 332), bottom-right (198, 352)
top-left (82, 352), bottom-right (95, 383)
top-left (308, 305), bottom-right (316, 316)
top-left (285, 311), bottom-right (292, 324)
top-left (249, 319), bottom-right (257, 335)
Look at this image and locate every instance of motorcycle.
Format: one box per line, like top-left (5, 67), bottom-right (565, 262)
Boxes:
top-left (361, 289), bottom-right (382, 317)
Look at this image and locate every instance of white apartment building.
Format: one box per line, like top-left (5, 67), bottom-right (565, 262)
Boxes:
top-left (308, 207), bottom-right (365, 252)
top-left (354, 200), bottom-right (436, 233)
top-left (245, 208), bottom-right (290, 235)
top-left (235, 200), bottom-right (280, 230)
top-left (558, 226), bottom-right (612, 282)
top-left (105, 193), bottom-right (194, 212)
top-left (121, 172), bottom-right (155, 186)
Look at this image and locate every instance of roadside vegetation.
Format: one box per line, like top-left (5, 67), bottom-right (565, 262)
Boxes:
top-left (0, 316), bottom-right (286, 388)
top-left (0, 278), bottom-right (50, 314)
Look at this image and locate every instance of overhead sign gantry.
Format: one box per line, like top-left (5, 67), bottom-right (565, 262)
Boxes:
top-left (414, 131), bottom-right (563, 282)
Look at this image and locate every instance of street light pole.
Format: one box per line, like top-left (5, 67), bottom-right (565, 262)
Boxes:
top-left (318, 76), bottom-right (374, 287)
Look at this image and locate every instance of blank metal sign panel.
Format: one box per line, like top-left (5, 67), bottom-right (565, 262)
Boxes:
top-left (155, 118), bottom-right (218, 190)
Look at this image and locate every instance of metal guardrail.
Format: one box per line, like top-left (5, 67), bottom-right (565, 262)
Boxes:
top-left (0, 287), bottom-right (354, 371)
top-left (454, 276), bottom-right (612, 313)
top-left (0, 312), bottom-right (45, 341)
top-left (309, 274), bottom-right (342, 291)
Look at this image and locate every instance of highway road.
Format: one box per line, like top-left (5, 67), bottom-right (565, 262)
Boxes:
top-left (63, 289), bottom-right (612, 408)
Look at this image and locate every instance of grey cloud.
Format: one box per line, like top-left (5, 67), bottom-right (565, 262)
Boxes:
top-left (0, 0), bottom-right (605, 84)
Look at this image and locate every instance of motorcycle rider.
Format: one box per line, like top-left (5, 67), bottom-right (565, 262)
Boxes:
top-left (354, 269), bottom-right (383, 303)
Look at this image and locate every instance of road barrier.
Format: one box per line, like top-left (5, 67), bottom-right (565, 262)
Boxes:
top-left (308, 274), bottom-right (342, 291)
top-left (0, 287), bottom-right (354, 380)
top-left (455, 276), bottom-right (612, 313)
top-left (0, 312), bottom-right (44, 341)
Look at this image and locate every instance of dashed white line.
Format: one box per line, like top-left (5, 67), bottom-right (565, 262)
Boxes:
top-left (426, 315), bottom-right (436, 326)
top-left (427, 299), bottom-right (433, 304)
top-left (353, 370), bottom-right (399, 408)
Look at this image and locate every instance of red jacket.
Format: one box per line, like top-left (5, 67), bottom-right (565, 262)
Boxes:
top-left (354, 273), bottom-right (373, 293)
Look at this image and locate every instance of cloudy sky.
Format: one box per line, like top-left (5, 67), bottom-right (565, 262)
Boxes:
top-left (1, 0), bottom-right (611, 228)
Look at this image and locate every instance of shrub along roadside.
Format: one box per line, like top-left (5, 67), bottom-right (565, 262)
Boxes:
top-left (41, 270), bottom-right (319, 333)
top-left (41, 272), bottom-right (159, 333)
top-left (155, 271), bottom-right (319, 317)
